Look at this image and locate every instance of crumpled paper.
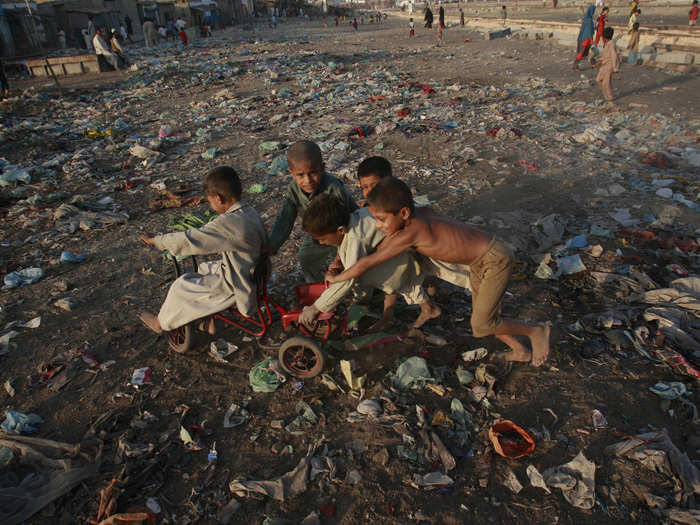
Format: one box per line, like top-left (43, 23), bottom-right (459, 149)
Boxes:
top-left (229, 441), bottom-right (319, 501)
top-left (543, 451), bottom-right (596, 509)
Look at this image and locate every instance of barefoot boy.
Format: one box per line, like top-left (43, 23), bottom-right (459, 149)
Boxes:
top-left (326, 178), bottom-right (551, 366)
top-left (596, 27), bottom-right (621, 103)
top-left (268, 141), bottom-right (357, 282)
top-left (299, 195), bottom-right (439, 330)
top-left (138, 167), bottom-right (267, 334)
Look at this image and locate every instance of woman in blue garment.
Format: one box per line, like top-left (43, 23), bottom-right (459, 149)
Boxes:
top-left (573, 5), bottom-right (596, 70)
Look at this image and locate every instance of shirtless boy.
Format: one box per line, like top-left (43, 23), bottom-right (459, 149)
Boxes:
top-left (326, 177), bottom-right (551, 366)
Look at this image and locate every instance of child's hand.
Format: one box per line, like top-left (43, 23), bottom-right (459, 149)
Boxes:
top-left (325, 273), bottom-right (341, 285)
top-left (140, 234), bottom-right (156, 246)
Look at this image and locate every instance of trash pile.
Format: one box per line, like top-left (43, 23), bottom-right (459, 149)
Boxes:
top-left (0, 20), bottom-right (698, 525)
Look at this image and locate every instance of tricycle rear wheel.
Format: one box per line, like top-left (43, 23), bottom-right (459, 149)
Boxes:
top-left (278, 336), bottom-right (324, 378)
top-left (168, 324), bottom-right (192, 354)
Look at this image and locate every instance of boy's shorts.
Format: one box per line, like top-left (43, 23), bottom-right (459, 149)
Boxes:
top-left (420, 239), bottom-right (514, 337)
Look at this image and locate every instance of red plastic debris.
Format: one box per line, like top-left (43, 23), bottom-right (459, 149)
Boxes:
top-left (515, 160), bottom-right (540, 172)
top-left (319, 503), bottom-right (336, 518)
top-left (488, 420), bottom-right (535, 459)
top-left (639, 152), bottom-right (674, 169)
top-left (617, 229), bottom-right (656, 241)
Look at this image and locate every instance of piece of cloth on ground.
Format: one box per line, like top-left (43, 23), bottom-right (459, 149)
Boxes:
top-left (0, 463), bottom-right (99, 525)
top-left (543, 451), bottom-right (596, 509)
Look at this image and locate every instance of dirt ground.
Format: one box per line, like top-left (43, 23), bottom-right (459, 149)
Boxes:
top-left (1, 12), bottom-right (699, 525)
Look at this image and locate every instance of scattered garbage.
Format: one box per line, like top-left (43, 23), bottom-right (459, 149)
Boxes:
top-left (391, 357), bottom-right (435, 390)
top-left (223, 401), bottom-right (250, 428)
top-left (130, 367), bottom-right (152, 387)
top-left (526, 465), bottom-right (551, 494)
top-left (250, 357), bottom-right (284, 393)
top-left (209, 338), bottom-right (239, 362)
top-left (0, 14), bottom-right (699, 525)
top-left (489, 420), bottom-right (535, 459)
top-left (3, 268), bottom-right (44, 289)
top-left (543, 452), bottom-right (596, 509)
top-left (1, 410), bottom-right (43, 434)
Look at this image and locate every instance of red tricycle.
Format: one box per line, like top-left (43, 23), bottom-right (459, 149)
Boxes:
top-left (165, 255), bottom-right (333, 379)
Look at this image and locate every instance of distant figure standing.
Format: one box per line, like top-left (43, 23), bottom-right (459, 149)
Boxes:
top-left (501, 6), bottom-right (507, 26)
top-left (110, 30), bottom-right (128, 67)
top-left (626, 22), bottom-right (640, 63)
top-left (0, 59), bottom-right (8, 99)
top-left (424, 7), bottom-right (433, 28)
top-left (352, 18), bottom-right (358, 30)
top-left (119, 23), bottom-right (129, 43)
top-left (691, 0), bottom-right (699, 25)
top-left (93, 28), bottom-right (119, 70)
top-left (124, 15), bottom-right (133, 36)
top-left (435, 17), bottom-right (444, 45)
top-left (82, 29), bottom-right (91, 50)
top-left (460, 8), bottom-right (465, 27)
top-left (439, 5), bottom-right (445, 28)
top-left (158, 25), bottom-right (167, 41)
top-left (143, 19), bottom-right (157, 48)
top-left (628, 8), bottom-right (641, 29)
top-left (179, 28), bottom-right (188, 45)
top-left (58, 28), bottom-right (66, 49)
top-left (629, 0), bottom-right (639, 16)
top-left (573, 5), bottom-right (595, 70)
top-left (175, 17), bottom-right (186, 31)
top-left (594, 6), bottom-right (608, 46)
top-left (87, 16), bottom-right (96, 51)
top-left (595, 26), bottom-right (621, 103)
top-left (409, 17), bottom-right (415, 37)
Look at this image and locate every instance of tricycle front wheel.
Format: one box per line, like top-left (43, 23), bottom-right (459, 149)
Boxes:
top-left (278, 336), bottom-right (324, 379)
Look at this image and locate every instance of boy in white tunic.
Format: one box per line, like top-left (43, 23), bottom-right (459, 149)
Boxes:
top-left (138, 167), bottom-right (268, 334)
top-left (298, 195), bottom-right (440, 330)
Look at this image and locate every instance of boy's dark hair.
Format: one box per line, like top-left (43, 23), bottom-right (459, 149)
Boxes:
top-left (367, 177), bottom-right (414, 215)
top-left (302, 194), bottom-right (349, 236)
top-left (204, 166), bottom-right (242, 200)
top-left (635, 8), bottom-right (641, 13)
top-left (287, 140), bottom-right (323, 167)
top-left (603, 26), bottom-right (614, 39)
top-left (633, 22), bottom-right (640, 30)
top-left (357, 156), bottom-right (392, 180)
top-left (602, 6), bottom-right (609, 12)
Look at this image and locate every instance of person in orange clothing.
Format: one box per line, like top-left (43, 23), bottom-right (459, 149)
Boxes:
top-left (594, 6), bottom-right (609, 46)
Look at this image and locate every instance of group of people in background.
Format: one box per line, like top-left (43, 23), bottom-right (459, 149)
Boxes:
top-left (422, 4), bottom-right (446, 45)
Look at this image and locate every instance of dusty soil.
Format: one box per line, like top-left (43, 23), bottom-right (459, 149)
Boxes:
top-left (1, 13), bottom-right (699, 525)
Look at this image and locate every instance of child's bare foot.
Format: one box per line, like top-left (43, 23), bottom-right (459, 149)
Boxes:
top-left (139, 312), bottom-right (163, 334)
top-left (411, 302), bottom-right (441, 329)
top-left (504, 348), bottom-right (532, 362)
top-left (197, 317), bottom-right (216, 334)
top-left (530, 322), bottom-right (552, 367)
